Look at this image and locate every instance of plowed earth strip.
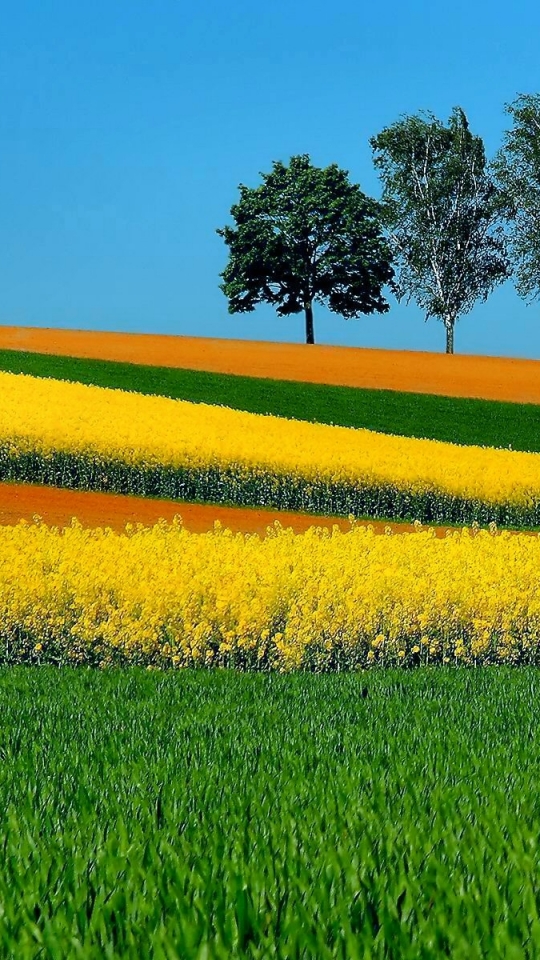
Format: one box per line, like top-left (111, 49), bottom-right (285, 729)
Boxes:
top-left (0, 483), bottom-right (463, 538)
top-left (1, 325), bottom-right (540, 404)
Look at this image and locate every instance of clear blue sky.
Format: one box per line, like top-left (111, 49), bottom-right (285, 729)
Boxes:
top-left (1, 0), bottom-right (539, 356)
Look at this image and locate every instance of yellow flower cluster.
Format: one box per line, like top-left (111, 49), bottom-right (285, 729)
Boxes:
top-left (0, 372), bottom-right (537, 511)
top-left (2, 518), bottom-right (540, 669)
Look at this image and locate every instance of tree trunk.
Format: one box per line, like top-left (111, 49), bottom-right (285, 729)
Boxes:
top-left (445, 321), bottom-right (454, 355)
top-left (304, 302), bottom-right (315, 344)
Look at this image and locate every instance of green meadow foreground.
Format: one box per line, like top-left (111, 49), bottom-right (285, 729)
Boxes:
top-left (1, 667), bottom-right (540, 959)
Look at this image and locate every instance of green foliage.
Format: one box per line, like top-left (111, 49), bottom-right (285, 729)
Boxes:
top-left (493, 93), bottom-right (540, 301)
top-left (371, 109), bottom-right (510, 353)
top-left (2, 348), bottom-right (540, 454)
top-left (217, 154), bottom-right (394, 343)
top-left (0, 667), bottom-right (539, 957)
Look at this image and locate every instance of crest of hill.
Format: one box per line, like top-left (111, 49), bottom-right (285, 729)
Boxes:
top-left (1, 324), bottom-right (540, 404)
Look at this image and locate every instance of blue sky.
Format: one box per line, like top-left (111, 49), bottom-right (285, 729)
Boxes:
top-left (1, 0), bottom-right (539, 356)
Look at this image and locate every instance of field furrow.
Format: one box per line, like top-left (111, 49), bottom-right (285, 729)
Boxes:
top-left (0, 482), bottom-right (461, 536)
top-left (2, 324), bottom-right (540, 401)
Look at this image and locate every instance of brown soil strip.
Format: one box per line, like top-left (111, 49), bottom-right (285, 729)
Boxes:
top-left (1, 325), bottom-right (540, 404)
top-left (0, 482), bottom-right (461, 537)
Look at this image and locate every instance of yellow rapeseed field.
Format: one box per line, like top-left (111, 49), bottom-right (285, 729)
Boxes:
top-left (0, 373), bottom-right (539, 519)
top-left (2, 519), bottom-right (540, 668)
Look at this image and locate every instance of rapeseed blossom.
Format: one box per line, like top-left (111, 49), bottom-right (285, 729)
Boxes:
top-left (0, 373), bottom-right (539, 523)
top-left (2, 519), bottom-right (540, 669)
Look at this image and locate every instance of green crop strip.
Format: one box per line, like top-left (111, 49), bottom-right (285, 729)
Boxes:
top-left (0, 667), bottom-right (539, 958)
top-left (0, 347), bottom-right (538, 451)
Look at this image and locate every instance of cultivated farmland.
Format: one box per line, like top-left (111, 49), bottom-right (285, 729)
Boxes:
top-left (0, 330), bottom-right (539, 957)
top-left (0, 481), bottom-right (453, 537)
top-left (2, 322), bottom-right (540, 402)
top-left (1, 667), bottom-right (540, 959)
top-left (2, 372), bottom-right (540, 526)
top-left (2, 521), bottom-right (540, 668)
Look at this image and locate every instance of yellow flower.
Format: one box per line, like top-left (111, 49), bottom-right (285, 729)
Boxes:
top-left (0, 519), bottom-right (537, 670)
top-left (0, 371), bottom-right (538, 515)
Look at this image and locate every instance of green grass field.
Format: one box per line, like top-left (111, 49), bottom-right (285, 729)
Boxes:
top-left (0, 347), bottom-right (539, 451)
top-left (1, 667), bottom-right (539, 959)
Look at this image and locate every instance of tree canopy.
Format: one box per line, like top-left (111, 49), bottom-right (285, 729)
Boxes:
top-left (493, 94), bottom-right (540, 302)
top-left (217, 154), bottom-right (394, 344)
top-left (371, 108), bottom-right (510, 353)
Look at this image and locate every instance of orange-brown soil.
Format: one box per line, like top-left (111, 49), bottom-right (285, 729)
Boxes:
top-left (0, 482), bottom-right (460, 538)
top-left (1, 325), bottom-right (540, 403)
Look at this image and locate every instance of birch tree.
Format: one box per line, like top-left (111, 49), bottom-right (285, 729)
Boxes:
top-left (371, 108), bottom-right (510, 354)
top-left (493, 94), bottom-right (540, 302)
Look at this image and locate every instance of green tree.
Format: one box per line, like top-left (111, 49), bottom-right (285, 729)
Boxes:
top-left (371, 108), bottom-right (510, 354)
top-left (217, 154), bottom-right (394, 344)
top-left (493, 94), bottom-right (540, 301)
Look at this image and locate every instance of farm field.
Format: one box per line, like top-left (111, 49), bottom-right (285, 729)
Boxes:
top-left (3, 347), bottom-right (540, 452)
top-left (0, 334), bottom-right (540, 668)
top-left (1, 332), bottom-right (540, 956)
top-left (2, 371), bottom-right (540, 527)
top-left (3, 322), bottom-right (540, 402)
top-left (2, 667), bottom-right (540, 959)
top-left (3, 520), bottom-right (540, 668)
top-left (0, 482), bottom-right (456, 537)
